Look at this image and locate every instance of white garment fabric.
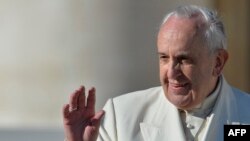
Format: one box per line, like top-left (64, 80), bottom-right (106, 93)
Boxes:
top-left (98, 76), bottom-right (250, 141)
top-left (180, 77), bottom-right (222, 141)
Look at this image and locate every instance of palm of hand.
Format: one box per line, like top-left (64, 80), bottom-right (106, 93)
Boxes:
top-left (63, 86), bottom-right (104, 141)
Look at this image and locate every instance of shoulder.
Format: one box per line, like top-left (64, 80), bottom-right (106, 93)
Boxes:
top-left (100, 86), bottom-right (164, 140)
top-left (113, 86), bottom-right (163, 104)
top-left (102, 86), bottom-right (163, 117)
top-left (221, 76), bottom-right (250, 108)
top-left (231, 87), bottom-right (250, 121)
top-left (232, 87), bottom-right (250, 104)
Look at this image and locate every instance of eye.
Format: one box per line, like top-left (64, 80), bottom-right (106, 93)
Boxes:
top-left (159, 55), bottom-right (167, 59)
top-left (159, 54), bottom-right (169, 63)
top-left (178, 57), bottom-right (192, 64)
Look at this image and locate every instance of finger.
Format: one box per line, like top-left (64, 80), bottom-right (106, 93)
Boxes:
top-left (62, 104), bottom-right (70, 118)
top-left (86, 87), bottom-right (96, 112)
top-left (78, 86), bottom-right (86, 109)
top-left (69, 87), bottom-right (81, 111)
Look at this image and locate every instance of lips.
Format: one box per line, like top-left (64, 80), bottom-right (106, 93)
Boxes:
top-left (167, 81), bottom-right (190, 95)
top-left (168, 80), bottom-right (188, 87)
top-left (170, 82), bottom-right (186, 86)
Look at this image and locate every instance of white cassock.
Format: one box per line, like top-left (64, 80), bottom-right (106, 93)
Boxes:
top-left (97, 76), bottom-right (250, 141)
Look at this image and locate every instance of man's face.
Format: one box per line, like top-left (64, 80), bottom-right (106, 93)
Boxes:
top-left (157, 16), bottom-right (219, 110)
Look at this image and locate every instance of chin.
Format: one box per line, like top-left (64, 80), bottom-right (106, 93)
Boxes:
top-left (166, 93), bottom-right (194, 110)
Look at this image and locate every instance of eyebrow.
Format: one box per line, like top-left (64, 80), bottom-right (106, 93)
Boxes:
top-left (157, 52), bottom-right (167, 55)
top-left (176, 52), bottom-right (191, 58)
top-left (157, 51), bottom-right (191, 57)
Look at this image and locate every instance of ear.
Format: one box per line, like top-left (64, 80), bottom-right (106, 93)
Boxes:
top-left (212, 49), bottom-right (229, 76)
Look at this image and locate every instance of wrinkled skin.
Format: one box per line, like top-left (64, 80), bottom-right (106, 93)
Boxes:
top-left (158, 16), bottom-right (228, 110)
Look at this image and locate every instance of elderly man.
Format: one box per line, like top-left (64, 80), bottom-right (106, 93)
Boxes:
top-left (63, 5), bottom-right (250, 141)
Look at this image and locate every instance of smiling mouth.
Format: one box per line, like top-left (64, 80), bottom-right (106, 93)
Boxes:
top-left (169, 82), bottom-right (188, 87)
top-left (167, 81), bottom-right (191, 94)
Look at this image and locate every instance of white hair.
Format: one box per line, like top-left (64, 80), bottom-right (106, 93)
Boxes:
top-left (161, 5), bottom-right (227, 52)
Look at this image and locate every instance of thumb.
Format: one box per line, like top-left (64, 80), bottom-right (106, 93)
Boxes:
top-left (83, 110), bottom-right (105, 141)
top-left (91, 110), bottom-right (105, 127)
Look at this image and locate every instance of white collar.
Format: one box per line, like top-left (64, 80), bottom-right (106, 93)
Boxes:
top-left (183, 76), bottom-right (222, 118)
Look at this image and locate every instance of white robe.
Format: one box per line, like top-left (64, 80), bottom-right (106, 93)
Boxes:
top-left (98, 76), bottom-right (250, 141)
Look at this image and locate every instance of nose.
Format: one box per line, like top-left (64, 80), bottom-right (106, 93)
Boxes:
top-left (166, 61), bottom-right (182, 79)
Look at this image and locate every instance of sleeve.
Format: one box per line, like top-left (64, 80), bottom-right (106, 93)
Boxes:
top-left (97, 99), bottom-right (118, 141)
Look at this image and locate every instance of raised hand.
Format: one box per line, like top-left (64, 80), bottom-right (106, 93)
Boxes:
top-left (63, 86), bottom-right (105, 141)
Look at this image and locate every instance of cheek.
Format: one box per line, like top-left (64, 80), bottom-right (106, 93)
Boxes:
top-left (188, 67), bottom-right (212, 91)
top-left (181, 67), bottom-right (203, 90)
top-left (180, 66), bottom-right (194, 80)
top-left (159, 66), bottom-right (165, 80)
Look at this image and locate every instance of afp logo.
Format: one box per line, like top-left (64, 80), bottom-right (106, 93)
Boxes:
top-left (224, 125), bottom-right (250, 140)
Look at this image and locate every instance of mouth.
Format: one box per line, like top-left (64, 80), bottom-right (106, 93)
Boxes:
top-left (167, 80), bottom-right (190, 95)
top-left (169, 82), bottom-right (188, 88)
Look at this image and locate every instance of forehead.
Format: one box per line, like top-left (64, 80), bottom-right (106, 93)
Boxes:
top-left (160, 16), bottom-right (199, 34)
top-left (157, 16), bottom-right (207, 54)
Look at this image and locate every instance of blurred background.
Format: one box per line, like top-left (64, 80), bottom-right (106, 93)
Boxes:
top-left (0, 0), bottom-right (249, 140)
